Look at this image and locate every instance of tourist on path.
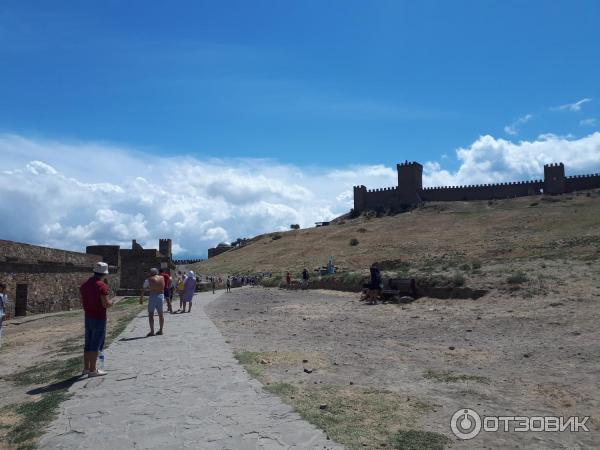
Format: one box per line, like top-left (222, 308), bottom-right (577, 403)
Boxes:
top-left (176, 273), bottom-right (185, 312)
top-left (286, 271), bottom-right (291, 288)
top-left (80, 262), bottom-right (113, 377)
top-left (140, 268), bottom-right (165, 336)
top-left (226, 277), bottom-right (231, 293)
top-left (182, 270), bottom-right (196, 312)
top-left (159, 268), bottom-right (172, 313)
top-left (0, 283), bottom-right (9, 347)
top-left (302, 268), bottom-right (309, 289)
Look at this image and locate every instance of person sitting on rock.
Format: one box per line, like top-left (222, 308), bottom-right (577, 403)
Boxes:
top-left (368, 262), bottom-right (382, 304)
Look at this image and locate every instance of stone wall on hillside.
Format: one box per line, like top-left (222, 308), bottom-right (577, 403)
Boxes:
top-left (353, 161), bottom-right (600, 213)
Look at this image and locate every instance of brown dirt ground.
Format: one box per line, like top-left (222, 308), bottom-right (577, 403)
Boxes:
top-left (205, 282), bottom-right (600, 449)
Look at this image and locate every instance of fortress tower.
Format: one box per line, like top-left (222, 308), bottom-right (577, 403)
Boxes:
top-left (397, 161), bottom-right (423, 193)
top-left (543, 163), bottom-right (566, 195)
top-left (159, 238), bottom-right (172, 258)
top-left (397, 161), bottom-right (423, 203)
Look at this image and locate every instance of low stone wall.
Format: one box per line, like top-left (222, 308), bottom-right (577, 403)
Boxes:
top-left (1, 239), bottom-right (100, 265)
top-left (0, 239), bottom-right (119, 317)
top-left (0, 266), bottom-right (119, 317)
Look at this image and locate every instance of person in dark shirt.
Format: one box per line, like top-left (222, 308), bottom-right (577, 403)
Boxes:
top-left (80, 262), bottom-right (113, 377)
top-left (302, 268), bottom-right (309, 289)
top-left (159, 268), bottom-right (172, 313)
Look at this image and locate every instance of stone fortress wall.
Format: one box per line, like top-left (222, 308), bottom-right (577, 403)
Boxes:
top-left (207, 243), bottom-right (232, 259)
top-left (353, 161), bottom-right (600, 212)
top-left (0, 240), bottom-right (116, 317)
top-left (1, 238), bottom-right (174, 317)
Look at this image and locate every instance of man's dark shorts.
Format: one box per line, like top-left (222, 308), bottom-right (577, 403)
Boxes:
top-left (84, 316), bottom-right (107, 352)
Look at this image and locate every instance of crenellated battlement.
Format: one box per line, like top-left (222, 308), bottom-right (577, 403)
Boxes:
top-left (566, 173), bottom-right (600, 179)
top-left (353, 160), bottom-right (600, 213)
top-left (421, 179), bottom-right (543, 191)
top-left (367, 186), bottom-right (397, 193)
top-left (397, 161), bottom-right (420, 168)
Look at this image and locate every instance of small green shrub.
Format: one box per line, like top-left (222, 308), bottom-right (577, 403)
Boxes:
top-left (507, 271), bottom-right (528, 284)
top-left (272, 234), bottom-right (282, 240)
top-left (452, 272), bottom-right (465, 287)
top-left (357, 227), bottom-right (367, 233)
top-left (471, 259), bottom-right (482, 270)
top-left (349, 238), bottom-right (359, 246)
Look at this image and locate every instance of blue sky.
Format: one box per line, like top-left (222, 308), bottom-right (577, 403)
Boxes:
top-left (1, 1), bottom-right (600, 257)
top-left (2, 0), bottom-right (599, 167)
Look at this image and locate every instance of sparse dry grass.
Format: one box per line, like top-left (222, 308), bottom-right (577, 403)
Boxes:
top-left (0, 299), bottom-right (143, 450)
top-left (265, 383), bottom-right (449, 449)
top-left (234, 350), bottom-right (451, 449)
top-left (192, 192), bottom-right (600, 279)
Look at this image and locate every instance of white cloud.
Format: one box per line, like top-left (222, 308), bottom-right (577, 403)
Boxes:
top-left (551, 98), bottom-right (592, 112)
top-left (580, 118), bottom-right (597, 127)
top-left (504, 114), bottom-right (533, 136)
top-left (2, 132), bottom-right (600, 258)
top-left (0, 134), bottom-right (393, 257)
top-left (423, 132), bottom-right (600, 187)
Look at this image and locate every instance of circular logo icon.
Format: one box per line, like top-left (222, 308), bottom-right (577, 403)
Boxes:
top-left (451, 408), bottom-right (482, 440)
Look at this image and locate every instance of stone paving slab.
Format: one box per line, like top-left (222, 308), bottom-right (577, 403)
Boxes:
top-left (40, 291), bottom-right (342, 449)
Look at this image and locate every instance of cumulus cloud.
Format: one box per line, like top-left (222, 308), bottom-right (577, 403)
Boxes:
top-left (423, 132), bottom-right (600, 187)
top-left (551, 98), bottom-right (592, 112)
top-left (0, 134), bottom-right (392, 257)
top-left (2, 132), bottom-right (600, 257)
top-left (504, 114), bottom-right (533, 136)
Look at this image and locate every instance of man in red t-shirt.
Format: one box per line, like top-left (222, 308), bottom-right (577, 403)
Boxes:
top-left (159, 268), bottom-right (172, 313)
top-left (80, 262), bottom-right (113, 377)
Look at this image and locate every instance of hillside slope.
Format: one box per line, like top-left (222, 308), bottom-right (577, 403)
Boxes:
top-left (191, 191), bottom-right (600, 280)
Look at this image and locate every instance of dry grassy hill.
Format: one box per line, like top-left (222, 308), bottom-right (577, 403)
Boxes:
top-left (190, 190), bottom-right (600, 292)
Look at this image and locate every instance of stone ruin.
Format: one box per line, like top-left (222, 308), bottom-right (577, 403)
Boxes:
top-left (0, 238), bottom-right (174, 317)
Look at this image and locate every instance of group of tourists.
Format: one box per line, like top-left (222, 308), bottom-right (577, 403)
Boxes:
top-left (3, 262), bottom-right (267, 378)
top-left (78, 264), bottom-right (200, 378)
top-left (285, 268), bottom-right (311, 288)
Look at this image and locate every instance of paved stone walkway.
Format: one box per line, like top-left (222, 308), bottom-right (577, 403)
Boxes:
top-left (40, 291), bottom-right (342, 449)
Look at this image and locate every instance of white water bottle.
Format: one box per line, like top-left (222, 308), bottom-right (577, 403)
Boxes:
top-left (98, 351), bottom-right (105, 370)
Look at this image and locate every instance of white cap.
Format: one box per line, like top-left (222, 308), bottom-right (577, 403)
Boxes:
top-left (150, 268), bottom-right (159, 275)
top-left (187, 270), bottom-right (195, 278)
top-left (94, 262), bottom-right (109, 274)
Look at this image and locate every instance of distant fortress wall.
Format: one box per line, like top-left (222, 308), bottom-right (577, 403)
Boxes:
top-left (565, 173), bottom-right (600, 192)
top-left (421, 180), bottom-right (543, 202)
top-left (353, 161), bottom-right (600, 213)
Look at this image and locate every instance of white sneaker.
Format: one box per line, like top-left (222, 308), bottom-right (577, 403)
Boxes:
top-left (88, 369), bottom-right (107, 378)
